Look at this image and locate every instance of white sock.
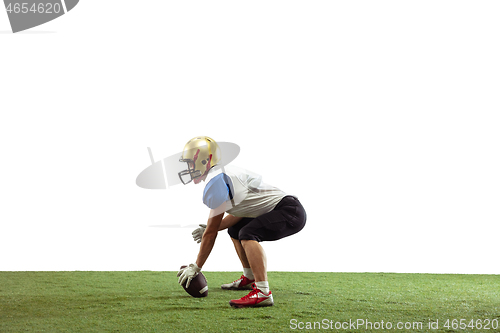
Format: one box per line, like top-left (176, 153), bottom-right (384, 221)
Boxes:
top-left (243, 267), bottom-right (254, 280)
top-left (255, 281), bottom-right (269, 294)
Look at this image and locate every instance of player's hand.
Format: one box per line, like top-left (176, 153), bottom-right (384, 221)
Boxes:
top-left (192, 224), bottom-right (207, 243)
top-left (177, 263), bottom-right (201, 288)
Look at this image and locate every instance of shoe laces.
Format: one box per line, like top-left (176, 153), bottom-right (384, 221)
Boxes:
top-left (233, 275), bottom-right (246, 284)
top-left (240, 284), bottom-right (260, 301)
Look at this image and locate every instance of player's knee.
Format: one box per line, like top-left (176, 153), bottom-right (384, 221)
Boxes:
top-left (240, 239), bottom-right (256, 247)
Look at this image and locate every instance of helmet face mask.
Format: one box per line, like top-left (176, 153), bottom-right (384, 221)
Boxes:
top-left (178, 157), bottom-right (202, 185)
top-left (178, 136), bottom-right (221, 185)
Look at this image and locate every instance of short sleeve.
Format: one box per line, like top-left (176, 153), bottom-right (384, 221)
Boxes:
top-left (203, 173), bottom-right (234, 209)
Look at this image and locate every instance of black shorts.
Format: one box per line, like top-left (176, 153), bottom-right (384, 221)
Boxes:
top-left (227, 195), bottom-right (306, 242)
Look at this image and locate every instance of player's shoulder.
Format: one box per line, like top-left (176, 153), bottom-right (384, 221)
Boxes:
top-left (203, 171), bottom-right (234, 209)
top-left (205, 167), bottom-right (224, 184)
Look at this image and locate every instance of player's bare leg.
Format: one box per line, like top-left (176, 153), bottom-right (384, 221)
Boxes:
top-left (220, 238), bottom-right (255, 290)
top-left (231, 237), bottom-right (250, 268)
top-left (229, 239), bottom-right (273, 308)
top-left (240, 240), bottom-right (267, 282)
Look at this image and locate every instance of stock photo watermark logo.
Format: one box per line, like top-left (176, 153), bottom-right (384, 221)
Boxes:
top-left (136, 143), bottom-right (240, 190)
top-left (3, 0), bottom-right (79, 33)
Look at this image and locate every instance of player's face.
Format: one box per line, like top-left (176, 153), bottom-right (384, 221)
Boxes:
top-left (193, 173), bottom-right (207, 184)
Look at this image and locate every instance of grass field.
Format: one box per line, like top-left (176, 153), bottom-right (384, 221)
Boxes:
top-left (1, 271), bottom-right (499, 332)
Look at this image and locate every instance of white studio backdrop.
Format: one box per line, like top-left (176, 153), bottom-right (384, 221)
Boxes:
top-left (0, 1), bottom-right (499, 274)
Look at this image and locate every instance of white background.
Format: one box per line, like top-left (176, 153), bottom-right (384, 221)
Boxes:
top-left (1, 1), bottom-right (499, 274)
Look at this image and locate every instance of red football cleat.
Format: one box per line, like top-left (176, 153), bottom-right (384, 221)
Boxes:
top-left (221, 275), bottom-right (255, 290)
top-left (229, 284), bottom-right (274, 308)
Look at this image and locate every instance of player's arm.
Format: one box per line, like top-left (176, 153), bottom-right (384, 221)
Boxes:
top-left (192, 213), bottom-right (242, 243)
top-left (219, 214), bottom-right (243, 231)
top-left (195, 208), bottom-right (224, 269)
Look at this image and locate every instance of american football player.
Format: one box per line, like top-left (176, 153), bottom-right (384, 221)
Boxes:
top-left (177, 136), bottom-right (306, 308)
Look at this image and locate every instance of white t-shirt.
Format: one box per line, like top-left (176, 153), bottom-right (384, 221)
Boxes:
top-left (202, 165), bottom-right (286, 218)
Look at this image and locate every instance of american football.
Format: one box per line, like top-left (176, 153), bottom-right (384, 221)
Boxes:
top-left (179, 265), bottom-right (208, 298)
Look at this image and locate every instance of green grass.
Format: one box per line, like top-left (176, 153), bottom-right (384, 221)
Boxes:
top-left (1, 272), bottom-right (499, 332)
